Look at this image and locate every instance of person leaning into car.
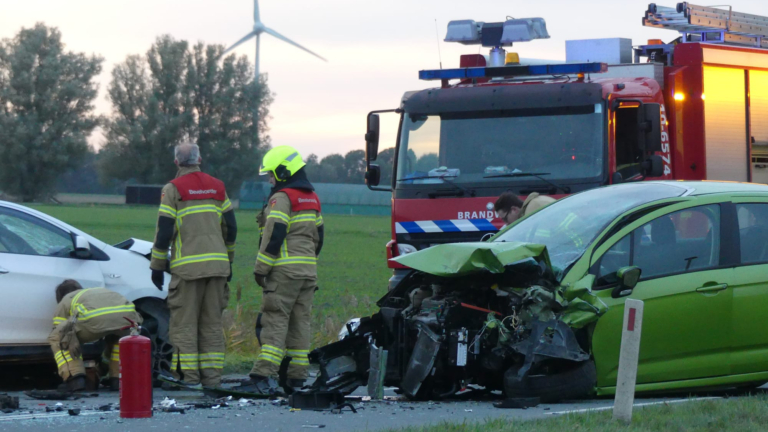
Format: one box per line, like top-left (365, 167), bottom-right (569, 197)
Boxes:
top-left (494, 191), bottom-right (556, 227)
top-left (149, 142), bottom-right (237, 389)
top-left (49, 279), bottom-right (142, 393)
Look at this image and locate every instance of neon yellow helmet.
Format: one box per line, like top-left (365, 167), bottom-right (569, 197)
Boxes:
top-left (259, 145), bottom-right (306, 181)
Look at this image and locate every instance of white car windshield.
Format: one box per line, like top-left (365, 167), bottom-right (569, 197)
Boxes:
top-left (493, 183), bottom-right (687, 276)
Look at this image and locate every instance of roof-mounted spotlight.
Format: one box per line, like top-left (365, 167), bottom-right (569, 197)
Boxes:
top-left (444, 20), bottom-right (483, 45)
top-left (501, 18), bottom-right (550, 43)
top-left (445, 18), bottom-right (550, 47)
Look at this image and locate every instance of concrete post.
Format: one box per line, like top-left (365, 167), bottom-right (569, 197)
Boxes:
top-left (613, 299), bottom-right (644, 424)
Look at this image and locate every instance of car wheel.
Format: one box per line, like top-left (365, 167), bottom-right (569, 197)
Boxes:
top-left (503, 359), bottom-right (596, 403)
top-left (134, 298), bottom-right (173, 386)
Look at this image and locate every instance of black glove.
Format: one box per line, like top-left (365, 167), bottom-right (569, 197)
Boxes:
top-left (227, 263), bottom-right (233, 282)
top-left (151, 269), bottom-right (164, 290)
top-left (254, 273), bottom-right (267, 288)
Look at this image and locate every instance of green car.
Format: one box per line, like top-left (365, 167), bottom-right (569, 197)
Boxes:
top-left (488, 180), bottom-right (768, 396)
top-left (311, 181), bottom-right (768, 401)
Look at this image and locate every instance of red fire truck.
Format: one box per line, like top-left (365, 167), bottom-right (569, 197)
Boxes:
top-left (363, 3), bottom-right (768, 288)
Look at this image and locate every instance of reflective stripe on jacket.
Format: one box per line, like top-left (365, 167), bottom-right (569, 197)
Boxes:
top-left (51, 288), bottom-right (142, 334)
top-left (254, 192), bottom-right (323, 279)
top-left (150, 166), bottom-right (235, 280)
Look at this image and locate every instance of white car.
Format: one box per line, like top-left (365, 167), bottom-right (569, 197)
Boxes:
top-left (0, 200), bottom-right (171, 369)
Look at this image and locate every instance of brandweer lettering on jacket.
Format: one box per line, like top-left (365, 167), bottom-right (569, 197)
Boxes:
top-left (188, 189), bottom-right (218, 194)
top-left (298, 198), bottom-right (318, 204)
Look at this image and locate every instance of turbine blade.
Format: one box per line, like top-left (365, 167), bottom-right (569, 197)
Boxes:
top-left (254, 0), bottom-right (260, 23)
top-left (223, 31), bottom-right (257, 54)
top-left (263, 27), bottom-right (327, 62)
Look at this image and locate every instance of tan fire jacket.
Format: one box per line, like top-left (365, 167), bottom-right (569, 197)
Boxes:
top-left (520, 192), bottom-right (556, 218)
top-left (254, 191), bottom-right (324, 280)
top-left (150, 166), bottom-right (236, 280)
top-left (51, 288), bottom-right (142, 339)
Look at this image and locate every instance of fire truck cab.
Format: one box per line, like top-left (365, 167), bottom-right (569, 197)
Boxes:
top-left (363, 3), bottom-right (768, 289)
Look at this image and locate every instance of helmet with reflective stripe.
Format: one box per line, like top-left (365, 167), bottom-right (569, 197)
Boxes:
top-left (259, 146), bottom-right (306, 181)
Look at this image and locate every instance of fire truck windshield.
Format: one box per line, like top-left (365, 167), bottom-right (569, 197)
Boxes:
top-left (396, 104), bottom-right (604, 188)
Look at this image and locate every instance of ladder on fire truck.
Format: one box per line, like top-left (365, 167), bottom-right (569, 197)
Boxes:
top-left (644, 2), bottom-right (768, 49)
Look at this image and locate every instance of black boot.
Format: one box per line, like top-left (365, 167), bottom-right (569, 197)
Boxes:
top-left (109, 378), bottom-right (120, 391)
top-left (57, 375), bottom-right (86, 393)
top-left (234, 375), bottom-right (281, 396)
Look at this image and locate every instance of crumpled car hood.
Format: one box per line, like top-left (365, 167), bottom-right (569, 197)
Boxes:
top-left (391, 241), bottom-right (551, 277)
top-left (392, 241), bottom-right (606, 329)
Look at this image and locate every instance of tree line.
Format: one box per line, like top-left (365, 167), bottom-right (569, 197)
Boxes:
top-left (0, 23), bottom-right (430, 201)
top-left (0, 24), bottom-right (270, 201)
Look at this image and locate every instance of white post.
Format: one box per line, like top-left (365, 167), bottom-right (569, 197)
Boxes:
top-left (613, 298), bottom-right (644, 424)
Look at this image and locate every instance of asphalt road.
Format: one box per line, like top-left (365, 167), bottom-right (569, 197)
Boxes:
top-left (2, 376), bottom-right (763, 432)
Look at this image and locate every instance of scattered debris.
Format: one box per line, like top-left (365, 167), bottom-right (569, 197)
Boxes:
top-left (0, 394), bottom-right (19, 411)
top-left (98, 404), bottom-right (112, 412)
top-left (330, 403), bottom-right (357, 414)
top-left (160, 398), bottom-right (177, 408)
top-left (67, 409), bottom-right (80, 416)
top-left (493, 397), bottom-right (541, 409)
top-left (289, 391), bottom-right (344, 410)
top-left (164, 407), bottom-right (186, 414)
top-left (301, 425), bottom-right (326, 429)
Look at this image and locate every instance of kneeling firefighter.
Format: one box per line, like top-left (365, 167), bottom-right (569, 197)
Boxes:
top-left (48, 280), bottom-right (143, 392)
top-left (236, 146), bottom-right (324, 395)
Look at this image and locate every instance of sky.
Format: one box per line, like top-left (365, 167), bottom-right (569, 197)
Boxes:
top-left (1, 0), bottom-right (766, 159)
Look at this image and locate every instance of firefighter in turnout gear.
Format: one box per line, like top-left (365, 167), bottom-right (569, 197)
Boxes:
top-left (48, 280), bottom-right (142, 392)
top-left (236, 146), bottom-right (324, 395)
top-left (150, 142), bottom-right (237, 388)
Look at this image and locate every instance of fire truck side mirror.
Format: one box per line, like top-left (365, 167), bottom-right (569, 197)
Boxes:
top-left (366, 113), bottom-right (381, 161)
top-left (366, 164), bottom-right (381, 187)
top-left (638, 103), bottom-right (662, 154)
top-left (643, 154), bottom-right (664, 178)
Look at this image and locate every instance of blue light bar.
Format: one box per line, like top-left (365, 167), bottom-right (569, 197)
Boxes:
top-left (418, 62), bottom-right (607, 81)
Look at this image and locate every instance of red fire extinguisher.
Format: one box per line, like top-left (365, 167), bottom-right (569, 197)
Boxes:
top-left (119, 318), bottom-right (152, 418)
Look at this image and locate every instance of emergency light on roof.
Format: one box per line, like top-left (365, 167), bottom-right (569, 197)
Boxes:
top-left (445, 18), bottom-right (550, 47)
top-left (418, 62), bottom-right (607, 81)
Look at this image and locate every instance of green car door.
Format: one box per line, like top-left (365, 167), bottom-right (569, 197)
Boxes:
top-left (590, 201), bottom-right (735, 391)
top-left (729, 199), bottom-right (768, 377)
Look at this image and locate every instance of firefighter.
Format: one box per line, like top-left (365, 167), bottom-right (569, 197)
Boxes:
top-left (235, 145), bottom-right (324, 395)
top-left (494, 191), bottom-right (556, 227)
top-left (48, 280), bottom-right (143, 392)
top-left (150, 142), bottom-right (237, 389)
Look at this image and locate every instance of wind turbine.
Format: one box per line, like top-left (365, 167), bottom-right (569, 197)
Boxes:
top-left (224, 0), bottom-right (327, 81)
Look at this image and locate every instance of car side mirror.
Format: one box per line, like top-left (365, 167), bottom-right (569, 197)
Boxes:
top-left (642, 154), bottom-right (664, 178)
top-left (365, 113), bottom-right (380, 162)
top-left (638, 103), bottom-right (661, 154)
top-left (611, 266), bottom-right (641, 298)
top-left (73, 235), bottom-right (92, 259)
top-left (366, 164), bottom-right (381, 187)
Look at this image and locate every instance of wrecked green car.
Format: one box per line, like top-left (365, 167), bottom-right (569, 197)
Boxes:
top-left (308, 181), bottom-right (768, 401)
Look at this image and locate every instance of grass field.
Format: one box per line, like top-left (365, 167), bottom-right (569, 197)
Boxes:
top-left (391, 394), bottom-right (768, 432)
top-left (28, 204), bottom-right (392, 372)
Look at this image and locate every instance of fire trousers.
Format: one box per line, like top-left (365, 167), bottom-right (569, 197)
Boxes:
top-left (250, 271), bottom-right (316, 380)
top-left (49, 328), bottom-right (129, 382)
top-left (168, 275), bottom-right (227, 387)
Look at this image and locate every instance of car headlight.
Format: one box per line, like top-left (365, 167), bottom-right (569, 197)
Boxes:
top-left (397, 243), bottom-right (418, 255)
top-left (338, 318), bottom-right (361, 340)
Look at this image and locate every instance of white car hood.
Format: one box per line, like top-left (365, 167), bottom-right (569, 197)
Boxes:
top-left (127, 238), bottom-right (154, 257)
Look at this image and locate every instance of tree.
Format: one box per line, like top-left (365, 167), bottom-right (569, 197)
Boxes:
top-left (377, 147), bottom-right (396, 185)
top-left (0, 24), bottom-right (102, 201)
top-left (100, 36), bottom-right (272, 196)
top-left (184, 43), bottom-right (272, 196)
top-left (343, 150), bottom-right (366, 183)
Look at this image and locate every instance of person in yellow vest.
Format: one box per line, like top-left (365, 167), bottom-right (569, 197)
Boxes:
top-left (150, 142), bottom-right (237, 389)
top-left (494, 191), bottom-right (556, 227)
top-left (235, 146), bottom-right (324, 395)
top-left (48, 280), bottom-right (142, 392)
